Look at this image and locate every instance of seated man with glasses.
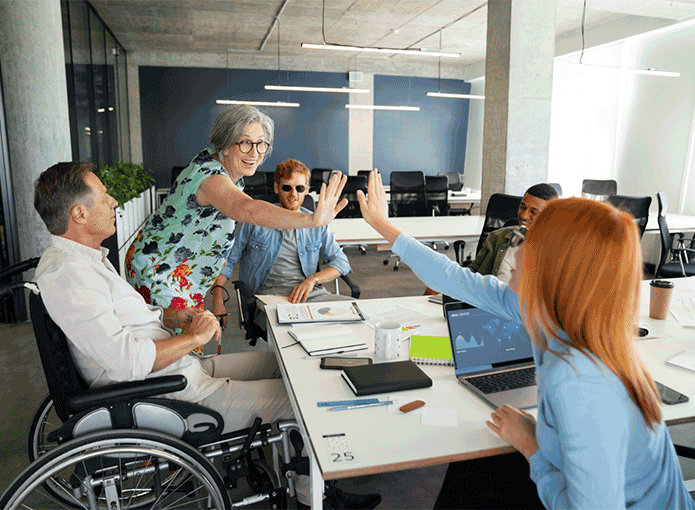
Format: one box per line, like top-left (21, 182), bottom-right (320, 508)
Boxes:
top-left (468, 183), bottom-right (558, 283)
top-left (212, 159), bottom-right (353, 330)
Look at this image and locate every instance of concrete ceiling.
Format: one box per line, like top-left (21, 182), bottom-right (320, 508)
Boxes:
top-left (90, 0), bottom-right (695, 71)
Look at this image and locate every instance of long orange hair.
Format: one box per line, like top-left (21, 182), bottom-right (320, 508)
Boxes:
top-left (518, 197), bottom-right (661, 428)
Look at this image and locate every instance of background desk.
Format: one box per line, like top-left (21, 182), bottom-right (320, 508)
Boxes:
top-left (329, 215), bottom-right (485, 248)
top-left (268, 279), bottom-right (695, 507)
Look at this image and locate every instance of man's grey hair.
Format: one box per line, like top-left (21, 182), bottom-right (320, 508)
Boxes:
top-left (209, 105), bottom-right (274, 161)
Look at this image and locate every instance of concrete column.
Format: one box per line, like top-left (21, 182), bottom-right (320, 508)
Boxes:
top-left (348, 72), bottom-right (374, 175)
top-left (0, 0), bottom-right (71, 260)
top-left (481, 0), bottom-right (556, 210)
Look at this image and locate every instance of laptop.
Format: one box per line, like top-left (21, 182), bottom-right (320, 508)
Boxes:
top-left (444, 301), bottom-right (537, 409)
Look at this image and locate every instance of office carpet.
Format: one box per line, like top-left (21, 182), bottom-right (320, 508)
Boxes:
top-left (1, 246), bottom-right (694, 509)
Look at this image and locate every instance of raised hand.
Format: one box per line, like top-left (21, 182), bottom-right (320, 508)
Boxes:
top-left (312, 171), bottom-right (348, 226)
top-left (356, 169), bottom-right (389, 227)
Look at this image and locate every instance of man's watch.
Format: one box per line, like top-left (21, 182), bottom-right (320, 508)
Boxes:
top-left (313, 275), bottom-right (319, 286)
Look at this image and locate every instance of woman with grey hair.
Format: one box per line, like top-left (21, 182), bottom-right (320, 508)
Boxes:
top-left (126, 105), bottom-right (347, 315)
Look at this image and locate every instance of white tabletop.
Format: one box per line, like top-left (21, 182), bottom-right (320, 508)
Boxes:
top-left (329, 215), bottom-right (485, 246)
top-left (645, 213), bottom-right (695, 233)
top-left (267, 278), bottom-right (695, 503)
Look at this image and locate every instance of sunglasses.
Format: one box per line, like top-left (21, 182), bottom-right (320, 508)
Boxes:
top-left (280, 184), bottom-right (306, 193)
top-left (509, 226), bottom-right (527, 248)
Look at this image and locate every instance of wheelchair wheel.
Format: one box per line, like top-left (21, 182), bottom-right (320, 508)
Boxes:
top-left (2, 429), bottom-right (231, 510)
top-left (247, 458), bottom-right (280, 495)
top-left (26, 395), bottom-right (81, 507)
top-left (28, 394), bottom-right (60, 461)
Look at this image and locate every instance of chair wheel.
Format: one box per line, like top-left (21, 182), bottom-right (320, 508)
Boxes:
top-left (393, 265), bottom-right (399, 271)
top-left (383, 260), bottom-right (388, 265)
top-left (247, 458), bottom-right (280, 494)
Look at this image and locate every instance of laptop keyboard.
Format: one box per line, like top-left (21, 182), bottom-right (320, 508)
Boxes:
top-left (468, 367), bottom-right (536, 394)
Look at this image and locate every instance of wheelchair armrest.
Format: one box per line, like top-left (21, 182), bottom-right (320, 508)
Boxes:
top-left (67, 375), bottom-right (188, 412)
top-left (341, 273), bottom-right (361, 299)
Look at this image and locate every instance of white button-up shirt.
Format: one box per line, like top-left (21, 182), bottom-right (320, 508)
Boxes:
top-left (35, 235), bottom-right (225, 402)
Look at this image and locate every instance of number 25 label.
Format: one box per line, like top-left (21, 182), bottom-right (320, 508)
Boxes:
top-left (330, 451), bottom-right (355, 462)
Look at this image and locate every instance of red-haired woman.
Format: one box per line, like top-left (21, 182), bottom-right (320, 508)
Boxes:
top-left (358, 169), bottom-right (693, 509)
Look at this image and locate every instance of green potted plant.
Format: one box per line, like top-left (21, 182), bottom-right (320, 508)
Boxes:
top-left (93, 162), bottom-right (155, 208)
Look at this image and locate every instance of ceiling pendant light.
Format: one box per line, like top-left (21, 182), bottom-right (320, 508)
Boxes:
top-left (345, 104), bottom-right (420, 112)
top-left (264, 85), bottom-right (370, 93)
top-left (567, 0), bottom-right (680, 78)
top-left (216, 100), bottom-right (300, 107)
top-left (427, 30), bottom-right (485, 100)
top-left (301, 43), bottom-right (459, 58)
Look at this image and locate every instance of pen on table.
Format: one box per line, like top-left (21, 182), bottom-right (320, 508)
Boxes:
top-left (330, 400), bottom-right (394, 411)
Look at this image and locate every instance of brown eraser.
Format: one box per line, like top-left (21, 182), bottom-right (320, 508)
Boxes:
top-left (399, 400), bottom-right (425, 413)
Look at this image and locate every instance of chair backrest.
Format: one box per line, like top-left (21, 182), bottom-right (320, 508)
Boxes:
top-left (477, 193), bottom-right (522, 254)
top-left (390, 171), bottom-right (427, 217)
top-left (548, 182), bottom-right (563, 196)
top-left (606, 194), bottom-right (652, 238)
top-left (425, 175), bottom-right (449, 216)
top-left (242, 172), bottom-right (269, 197)
top-left (310, 168), bottom-right (335, 192)
top-left (29, 292), bottom-right (88, 422)
top-left (582, 179), bottom-right (617, 200)
top-left (656, 191), bottom-right (672, 275)
top-left (357, 170), bottom-right (371, 180)
top-left (437, 172), bottom-right (464, 192)
top-left (337, 175), bottom-right (367, 218)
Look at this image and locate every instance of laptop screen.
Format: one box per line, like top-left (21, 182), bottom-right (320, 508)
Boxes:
top-left (445, 304), bottom-right (533, 376)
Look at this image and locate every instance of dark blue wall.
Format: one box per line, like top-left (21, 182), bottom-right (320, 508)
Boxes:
top-left (373, 75), bottom-right (470, 184)
top-left (139, 67), bottom-right (350, 187)
top-left (139, 67), bottom-right (470, 189)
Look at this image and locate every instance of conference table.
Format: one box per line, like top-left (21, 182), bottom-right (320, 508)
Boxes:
top-left (329, 215), bottom-right (485, 248)
top-left (266, 277), bottom-right (695, 507)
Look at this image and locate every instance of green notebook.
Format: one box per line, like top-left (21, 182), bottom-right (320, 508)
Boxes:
top-left (409, 335), bottom-right (454, 366)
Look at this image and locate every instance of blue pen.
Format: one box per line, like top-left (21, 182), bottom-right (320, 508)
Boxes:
top-left (317, 398), bottom-right (379, 407)
top-left (330, 400), bottom-right (394, 411)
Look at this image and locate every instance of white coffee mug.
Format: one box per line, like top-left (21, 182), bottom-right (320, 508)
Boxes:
top-left (375, 321), bottom-right (401, 361)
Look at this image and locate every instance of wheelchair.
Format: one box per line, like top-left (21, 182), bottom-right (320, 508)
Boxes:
top-left (0, 259), bottom-right (308, 509)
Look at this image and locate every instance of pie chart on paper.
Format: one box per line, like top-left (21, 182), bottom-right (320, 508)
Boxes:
top-left (317, 306), bottom-right (348, 317)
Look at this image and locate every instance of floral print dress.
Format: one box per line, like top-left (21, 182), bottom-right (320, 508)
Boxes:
top-left (126, 149), bottom-right (241, 310)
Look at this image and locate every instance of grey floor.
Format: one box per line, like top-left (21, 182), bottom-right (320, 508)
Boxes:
top-left (1, 245), bottom-right (695, 509)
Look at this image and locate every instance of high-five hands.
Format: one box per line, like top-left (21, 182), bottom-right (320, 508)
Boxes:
top-left (313, 171), bottom-right (348, 226)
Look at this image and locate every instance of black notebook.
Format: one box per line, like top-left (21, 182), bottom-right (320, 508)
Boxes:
top-left (341, 360), bottom-right (433, 396)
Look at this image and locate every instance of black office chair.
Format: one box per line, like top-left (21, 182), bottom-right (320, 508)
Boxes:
top-left (170, 165), bottom-right (186, 187)
top-left (426, 175), bottom-right (449, 217)
top-left (242, 171), bottom-right (269, 197)
top-left (582, 179), bottom-right (617, 201)
top-left (455, 193), bottom-right (522, 266)
top-left (233, 194), bottom-right (361, 345)
top-left (655, 191), bottom-right (695, 278)
top-left (357, 170), bottom-right (372, 180)
top-left (548, 183), bottom-right (563, 196)
top-left (1, 262), bottom-right (299, 509)
top-left (438, 172), bottom-right (464, 192)
top-left (607, 194), bottom-right (652, 238)
top-left (310, 168), bottom-right (335, 193)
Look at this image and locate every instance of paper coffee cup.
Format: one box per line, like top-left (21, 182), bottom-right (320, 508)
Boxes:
top-left (375, 321), bottom-right (401, 361)
top-left (649, 280), bottom-right (674, 320)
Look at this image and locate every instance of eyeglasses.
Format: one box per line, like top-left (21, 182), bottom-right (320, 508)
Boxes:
top-left (280, 184), bottom-right (306, 193)
top-left (509, 226), bottom-right (527, 248)
top-left (235, 140), bottom-right (271, 154)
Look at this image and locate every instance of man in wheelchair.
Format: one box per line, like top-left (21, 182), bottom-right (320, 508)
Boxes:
top-left (29, 162), bottom-right (381, 509)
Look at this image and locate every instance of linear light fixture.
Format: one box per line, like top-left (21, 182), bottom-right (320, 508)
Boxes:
top-left (345, 104), bottom-right (420, 112)
top-left (562, 62), bottom-right (680, 77)
top-left (427, 92), bottom-right (485, 100)
top-left (265, 85), bottom-right (370, 93)
top-left (301, 43), bottom-right (459, 59)
top-left (216, 99), bottom-right (299, 108)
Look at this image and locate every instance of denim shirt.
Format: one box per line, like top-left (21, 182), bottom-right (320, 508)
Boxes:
top-left (392, 233), bottom-right (693, 510)
top-left (220, 207), bottom-right (351, 295)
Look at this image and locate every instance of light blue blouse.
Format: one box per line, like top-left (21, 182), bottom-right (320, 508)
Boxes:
top-left (392, 233), bottom-right (693, 510)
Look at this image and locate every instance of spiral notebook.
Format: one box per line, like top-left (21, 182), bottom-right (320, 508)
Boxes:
top-left (409, 335), bottom-right (454, 366)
